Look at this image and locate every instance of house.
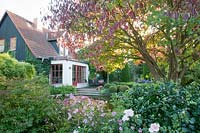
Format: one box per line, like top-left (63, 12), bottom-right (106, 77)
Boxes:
top-left (0, 11), bottom-right (89, 88)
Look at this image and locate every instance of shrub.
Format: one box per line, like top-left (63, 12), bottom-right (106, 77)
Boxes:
top-left (100, 88), bottom-right (110, 96)
top-left (109, 85), bottom-right (118, 93)
top-left (102, 82), bottom-right (133, 95)
top-left (118, 85), bottom-right (130, 92)
top-left (0, 53), bottom-right (35, 80)
top-left (0, 76), bottom-right (67, 132)
top-left (26, 57), bottom-right (50, 76)
top-left (62, 94), bottom-right (121, 132)
top-left (103, 83), bottom-right (113, 89)
top-left (111, 82), bottom-right (200, 132)
top-left (120, 63), bottom-right (131, 82)
top-left (50, 85), bottom-right (76, 95)
top-left (101, 83), bottom-right (117, 95)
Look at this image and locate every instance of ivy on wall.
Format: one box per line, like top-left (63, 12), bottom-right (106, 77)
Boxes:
top-left (25, 47), bottom-right (51, 76)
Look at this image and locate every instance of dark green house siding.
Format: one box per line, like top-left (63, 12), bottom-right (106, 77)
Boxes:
top-left (0, 15), bottom-right (30, 61)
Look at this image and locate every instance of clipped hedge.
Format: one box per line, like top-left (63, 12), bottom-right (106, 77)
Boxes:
top-left (101, 83), bottom-right (130, 95)
top-left (118, 85), bottom-right (129, 92)
top-left (111, 82), bottom-right (200, 132)
top-left (50, 85), bottom-right (76, 95)
top-left (0, 53), bottom-right (35, 79)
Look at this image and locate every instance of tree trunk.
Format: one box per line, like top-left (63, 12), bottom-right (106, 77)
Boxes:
top-left (139, 48), bottom-right (166, 81)
top-left (107, 72), bottom-right (110, 83)
top-left (167, 45), bottom-right (180, 82)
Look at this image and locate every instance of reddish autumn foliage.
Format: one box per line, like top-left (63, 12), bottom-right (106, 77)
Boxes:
top-left (43, 0), bottom-right (200, 82)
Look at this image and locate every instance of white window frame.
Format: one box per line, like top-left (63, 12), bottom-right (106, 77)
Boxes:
top-left (10, 37), bottom-right (16, 51)
top-left (0, 38), bottom-right (5, 52)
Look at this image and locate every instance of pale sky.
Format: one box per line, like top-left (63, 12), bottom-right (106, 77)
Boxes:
top-left (0, 0), bottom-right (51, 25)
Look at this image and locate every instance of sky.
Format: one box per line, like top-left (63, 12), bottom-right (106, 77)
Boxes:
top-left (0, 0), bottom-right (51, 25)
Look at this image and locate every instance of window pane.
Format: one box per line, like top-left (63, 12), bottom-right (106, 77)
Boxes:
top-left (10, 37), bottom-right (16, 51)
top-left (52, 65), bottom-right (55, 70)
top-left (51, 64), bottom-right (63, 84)
top-left (0, 39), bottom-right (5, 52)
top-left (72, 65), bottom-right (87, 83)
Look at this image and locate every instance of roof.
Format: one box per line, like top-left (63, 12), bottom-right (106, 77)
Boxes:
top-left (51, 56), bottom-right (88, 64)
top-left (0, 11), bottom-right (58, 58)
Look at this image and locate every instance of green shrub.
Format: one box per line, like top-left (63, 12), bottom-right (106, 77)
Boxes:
top-left (109, 85), bottom-right (118, 93)
top-left (120, 63), bottom-right (131, 82)
top-left (0, 53), bottom-right (35, 79)
top-left (100, 88), bottom-right (111, 96)
top-left (111, 82), bottom-right (200, 132)
top-left (0, 76), bottom-right (68, 132)
top-left (182, 61), bottom-right (200, 85)
top-left (103, 83), bottom-right (113, 89)
top-left (26, 57), bottom-right (50, 76)
top-left (118, 85), bottom-right (130, 92)
top-left (101, 83), bottom-right (117, 95)
top-left (102, 83), bottom-right (132, 95)
top-left (50, 85), bottom-right (76, 95)
top-left (114, 82), bottom-right (134, 88)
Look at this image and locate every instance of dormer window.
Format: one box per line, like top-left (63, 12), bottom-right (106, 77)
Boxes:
top-left (10, 37), bottom-right (16, 51)
top-left (0, 38), bottom-right (5, 52)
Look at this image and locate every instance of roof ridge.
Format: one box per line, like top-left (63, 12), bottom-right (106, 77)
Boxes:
top-left (6, 10), bottom-right (50, 33)
top-left (2, 10), bottom-right (58, 58)
top-left (6, 10), bottom-right (33, 24)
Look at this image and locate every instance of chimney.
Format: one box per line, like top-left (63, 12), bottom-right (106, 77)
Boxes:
top-left (33, 18), bottom-right (37, 29)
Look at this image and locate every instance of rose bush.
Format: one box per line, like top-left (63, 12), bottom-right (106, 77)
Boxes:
top-left (111, 82), bottom-right (200, 132)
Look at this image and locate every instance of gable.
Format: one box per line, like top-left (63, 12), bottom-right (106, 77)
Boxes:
top-left (0, 12), bottom-right (27, 60)
top-left (0, 11), bottom-right (59, 59)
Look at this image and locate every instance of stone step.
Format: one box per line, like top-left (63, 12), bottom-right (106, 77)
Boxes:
top-left (77, 90), bottom-right (99, 93)
top-left (76, 88), bottom-right (100, 96)
top-left (77, 89), bottom-right (99, 91)
top-left (76, 92), bottom-right (100, 95)
top-left (77, 92), bottom-right (100, 94)
top-left (77, 90), bottom-right (99, 92)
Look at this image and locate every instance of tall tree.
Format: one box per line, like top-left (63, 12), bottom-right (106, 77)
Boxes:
top-left (121, 63), bottom-right (131, 82)
top-left (43, 0), bottom-right (200, 82)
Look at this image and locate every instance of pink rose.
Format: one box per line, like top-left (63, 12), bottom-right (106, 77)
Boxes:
top-left (149, 123), bottom-right (160, 133)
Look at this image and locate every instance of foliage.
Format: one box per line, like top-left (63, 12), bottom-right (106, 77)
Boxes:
top-left (26, 57), bottom-right (51, 76)
top-left (50, 85), bottom-right (76, 95)
top-left (43, 0), bottom-right (200, 82)
top-left (111, 82), bottom-right (200, 132)
top-left (182, 61), bottom-right (200, 85)
top-left (62, 94), bottom-right (119, 132)
top-left (101, 82), bottom-right (131, 95)
top-left (109, 62), bottom-right (151, 82)
top-left (118, 85), bottom-right (130, 92)
top-left (0, 76), bottom-right (67, 132)
top-left (120, 63), bottom-right (131, 82)
top-left (88, 63), bottom-right (97, 80)
top-left (109, 85), bottom-right (118, 93)
top-left (0, 53), bottom-right (35, 80)
top-left (61, 94), bottom-right (162, 132)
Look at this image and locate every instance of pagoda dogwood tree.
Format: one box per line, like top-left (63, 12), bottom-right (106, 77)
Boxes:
top-left (43, 0), bottom-right (200, 82)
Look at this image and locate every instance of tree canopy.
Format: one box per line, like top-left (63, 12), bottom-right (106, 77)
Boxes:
top-left (43, 0), bottom-right (200, 82)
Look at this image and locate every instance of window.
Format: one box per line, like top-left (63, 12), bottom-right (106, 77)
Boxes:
top-left (10, 37), bottom-right (16, 51)
top-left (51, 64), bottom-right (63, 84)
top-left (72, 65), bottom-right (86, 83)
top-left (0, 39), bottom-right (5, 52)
